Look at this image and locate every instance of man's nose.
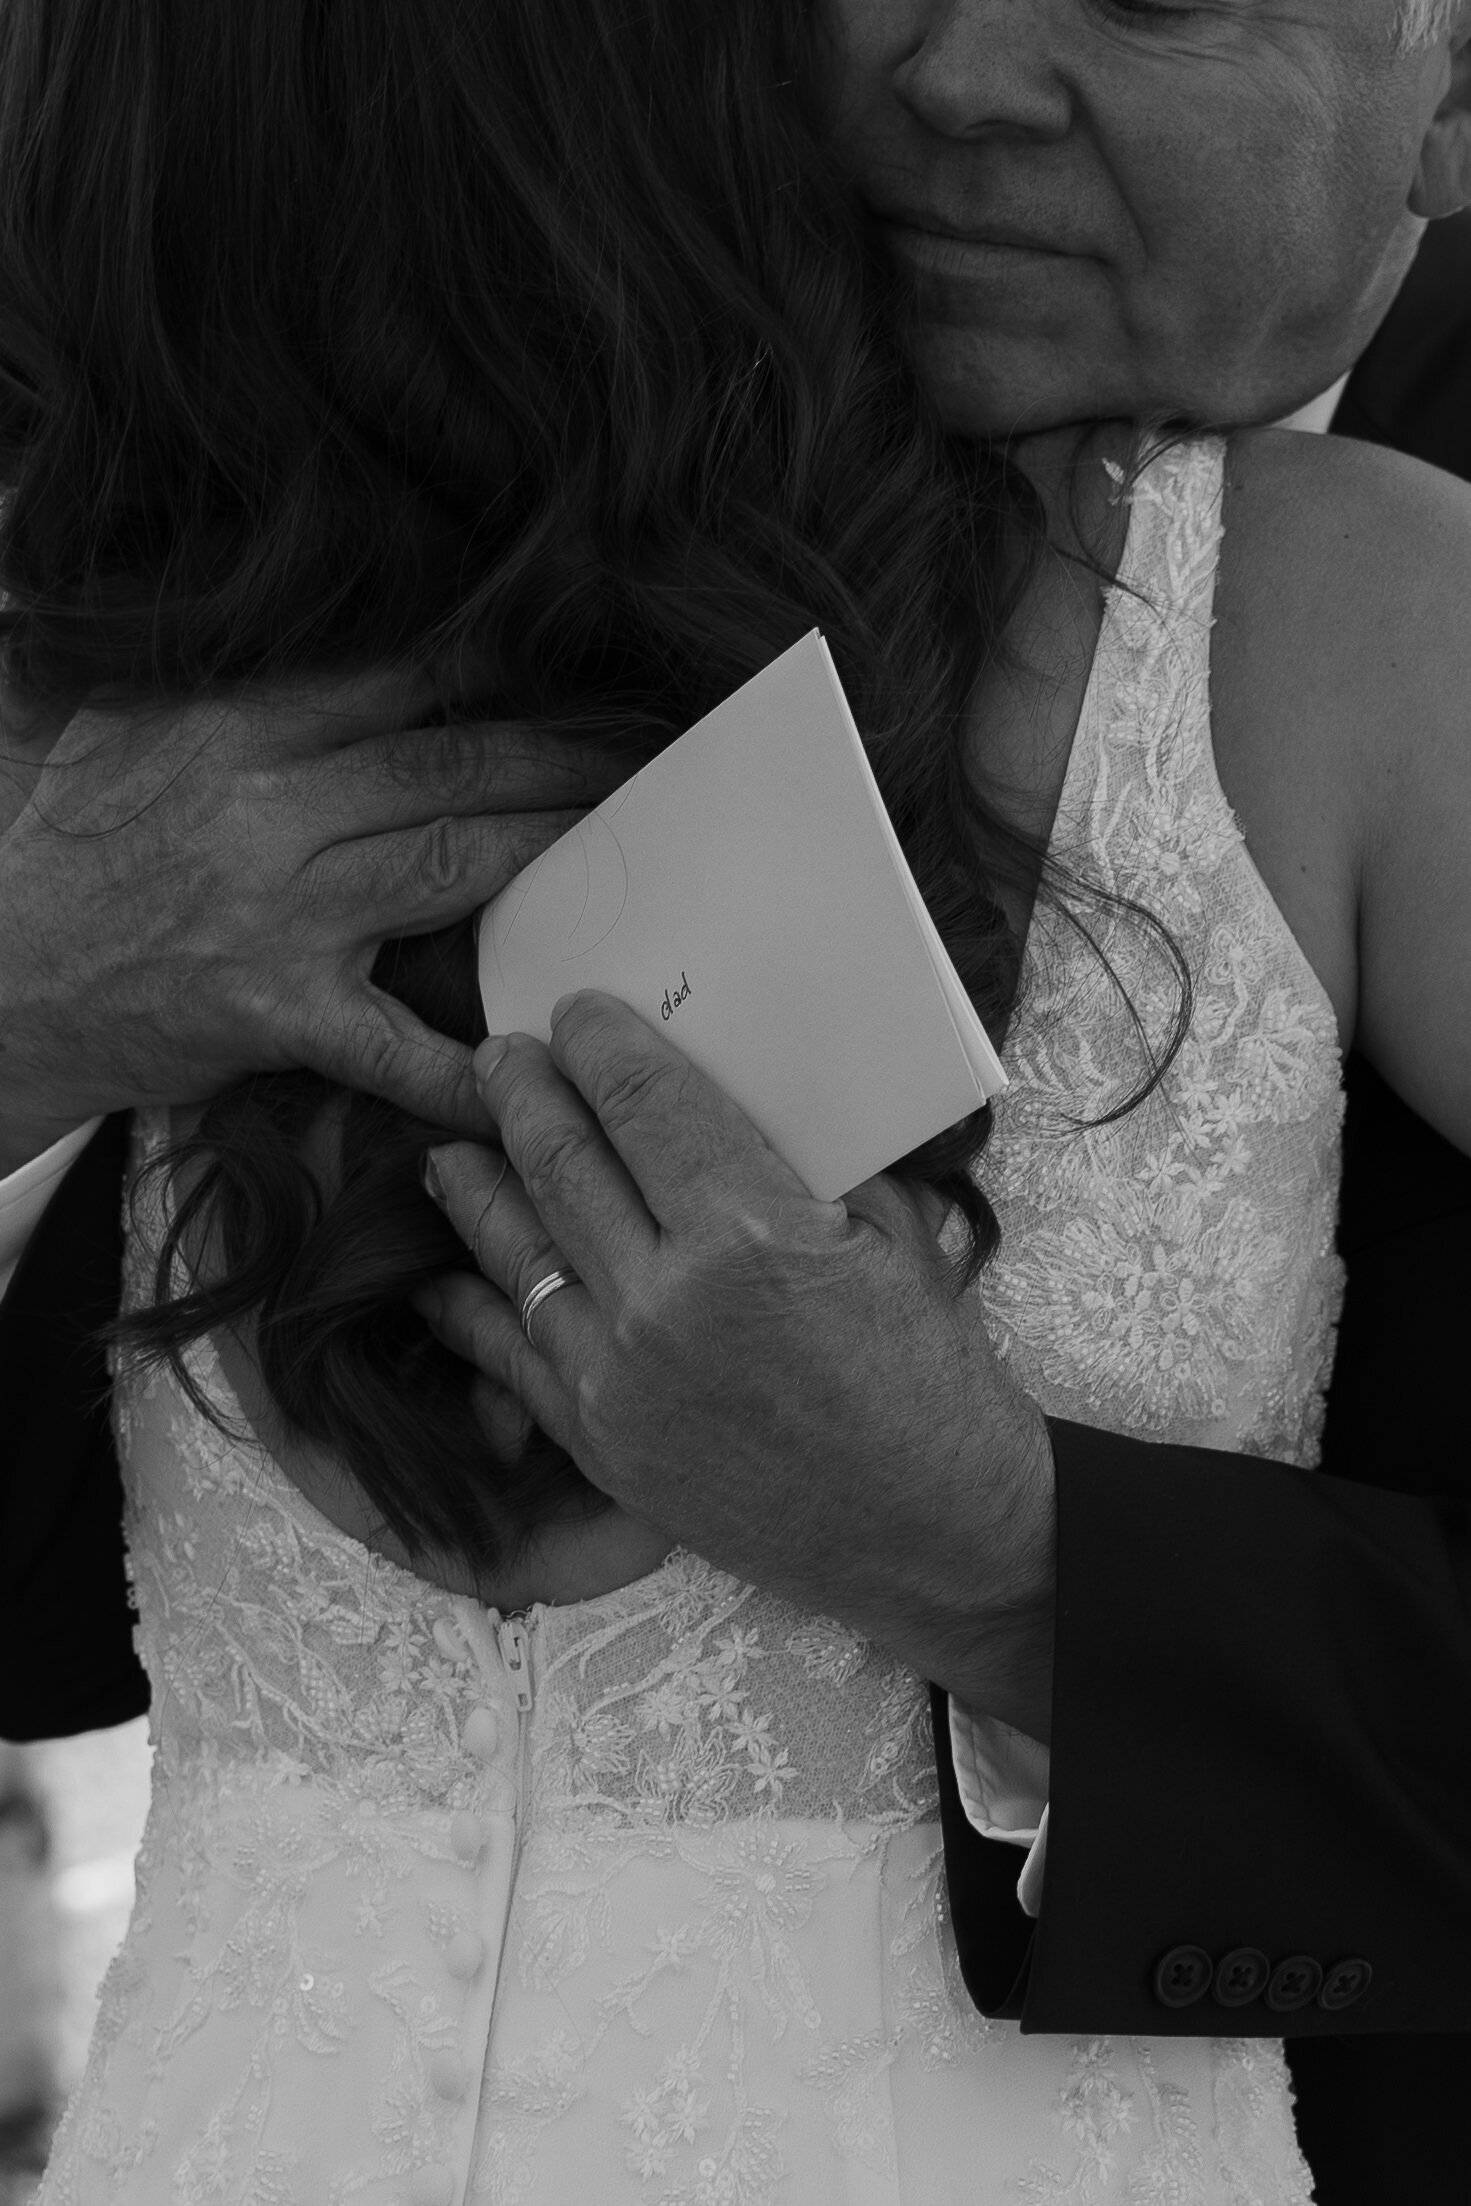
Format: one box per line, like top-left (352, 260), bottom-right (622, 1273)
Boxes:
top-left (893, 0), bottom-right (1072, 141)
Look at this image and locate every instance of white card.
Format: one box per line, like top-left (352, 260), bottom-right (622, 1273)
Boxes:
top-left (478, 631), bottom-right (1006, 1200)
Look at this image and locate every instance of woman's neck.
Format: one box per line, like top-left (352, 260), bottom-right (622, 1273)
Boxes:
top-left (209, 1310), bottom-right (674, 1607)
top-left (961, 420), bottom-right (1136, 939)
top-left (171, 1102), bottom-right (674, 1609)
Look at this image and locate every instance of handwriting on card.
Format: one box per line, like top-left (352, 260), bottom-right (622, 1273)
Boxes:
top-left (660, 972), bottom-right (691, 1021)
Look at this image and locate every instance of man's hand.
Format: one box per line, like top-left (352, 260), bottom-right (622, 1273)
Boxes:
top-left (0, 666), bottom-right (616, 1171)
top-left (417, 991), bottom-right (1057, 1732)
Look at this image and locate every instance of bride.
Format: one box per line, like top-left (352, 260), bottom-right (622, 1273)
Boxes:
top-left (4, 0), bottom-right (1467, 2199)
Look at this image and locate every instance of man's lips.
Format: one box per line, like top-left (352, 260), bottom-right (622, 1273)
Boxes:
top-left (862, 192), bottom-right (1097, 259)
top-left (873, 212), bottom-right (1076, 260)
top-left (870, 217), bottom-right (1097, 307)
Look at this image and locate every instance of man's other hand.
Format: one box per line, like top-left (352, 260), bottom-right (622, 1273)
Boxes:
top-left (417, 991), bottom-right (1057, 1730)
top-left (0, 667), bottom-right (616, 1169)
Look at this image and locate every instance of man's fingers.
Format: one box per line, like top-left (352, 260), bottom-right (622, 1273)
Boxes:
top-left (535, 991), bottom-right (818, 1235)
top-left (121, 661), bottom-right (445, 769)
top-left (438, 1147), bottom-right (558, 1302)
top-left (301, 987), bottom-right (487, 1132)
top-left (843, 1170), bottom-right (951, 1245)
top-left (413, 1270), bottom-right (576, 1453)
top-left (28, 665), bottom-right (451, 842)
top-left (314, 808), bottom-right (589, 937)
top-left (469, 1372), bottom-right (537, 1460)
top-left (429, 1140), bottom-right (619, 1342)
top-left (303, 722), bottom-right (625, 841)
top-left (435, 1054), bottom-right (657, 1290)
top-left (274, 660), bottom-right (447, 755)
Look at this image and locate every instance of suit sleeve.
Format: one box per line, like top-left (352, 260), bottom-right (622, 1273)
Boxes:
top-left (1027, 1435), bottom-right (1471, 2036)
top-left (938, 1057), bottom-right (1471, 2037)
top-left (0, 1113), bottom-right (147, 1742)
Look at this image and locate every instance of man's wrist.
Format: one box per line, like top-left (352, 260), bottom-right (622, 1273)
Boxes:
top-left (929, 1405), bottom-right (1057, 1741)
top-left (940, 1594), bottom-right (1055, 1745)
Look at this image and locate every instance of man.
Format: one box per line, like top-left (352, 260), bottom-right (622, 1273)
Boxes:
top-left (408, 11), bottom-right (1471, 2200)
top-left (2, 1), bottom-right (1469, 2196)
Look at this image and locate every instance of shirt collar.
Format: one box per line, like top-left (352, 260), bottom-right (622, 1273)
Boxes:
top-left (1275, 374), bottom-right (1351, 436)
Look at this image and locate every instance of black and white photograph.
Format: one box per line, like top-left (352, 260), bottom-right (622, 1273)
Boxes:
top-left (2, 3), bottom-right (1469, 2200)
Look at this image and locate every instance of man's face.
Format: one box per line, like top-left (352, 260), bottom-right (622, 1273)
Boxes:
top-left (817, 0), bottom-right (1459, 432)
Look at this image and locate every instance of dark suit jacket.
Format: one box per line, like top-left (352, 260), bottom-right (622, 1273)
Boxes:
top-left (4, 208), bottom-right (1471, 2206)
top-left (0, 1111), bottom-right (145, 1737)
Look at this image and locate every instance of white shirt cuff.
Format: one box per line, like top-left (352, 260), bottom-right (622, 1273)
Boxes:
top-left (947, 1697), bottom-right (1051, 1918)
top-left (0, 1119), bottom-right (105, 1298)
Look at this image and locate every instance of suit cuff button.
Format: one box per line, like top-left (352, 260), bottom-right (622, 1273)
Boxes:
top-left (1265, 1955), bottom-right (1323, 2012)
top-left (1213, 1946), bottom-right (1270, 2008)
top-left (1318, 1957), bottom-right (1373, 2011)
top-left (1153, 1945), bottom-right (1213, 2008)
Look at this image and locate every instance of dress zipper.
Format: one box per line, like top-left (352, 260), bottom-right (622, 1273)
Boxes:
top-left (495, 1615), bottom-right (534, 1713)
top-left (493, 1611), bottom-right (537, 1906)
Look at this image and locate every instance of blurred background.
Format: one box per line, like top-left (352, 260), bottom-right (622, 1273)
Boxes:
top-left (0, 1723), bottom-right (151, 2203)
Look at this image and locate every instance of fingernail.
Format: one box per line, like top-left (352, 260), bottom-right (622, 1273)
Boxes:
top-left (410, 1283), bottom-right (443, 1327)
top-left (474, 1036), bottom-right (508, 1084)
top-left (421, 1149), bottom-right (446, 1206)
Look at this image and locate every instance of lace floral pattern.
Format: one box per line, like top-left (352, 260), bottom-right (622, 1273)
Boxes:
top-left (981, 441), bottom-right (1343, 1466)
top-left (39, 440), bottom-right (1319, 2205)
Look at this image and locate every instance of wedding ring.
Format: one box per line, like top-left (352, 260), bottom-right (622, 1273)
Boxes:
top-left (519, 1267), bottom-right (579, 1345)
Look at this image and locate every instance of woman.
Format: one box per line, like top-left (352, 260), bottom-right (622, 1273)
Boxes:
top-left (2, 2), bottom-right (1467, 2202)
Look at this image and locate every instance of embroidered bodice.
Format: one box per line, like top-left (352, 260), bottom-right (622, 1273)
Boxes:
top-left (39, 440), bottom-right (1327, 2205)
top-left (980, 441), bottom-right (1344, 1463)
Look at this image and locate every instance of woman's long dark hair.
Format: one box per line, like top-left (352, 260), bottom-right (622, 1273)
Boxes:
top-left (0, 0), bottom-right (1182, 1573)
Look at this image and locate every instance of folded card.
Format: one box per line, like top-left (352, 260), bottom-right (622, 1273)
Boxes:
top-left (477, 631), bottom-right (1006, 1200)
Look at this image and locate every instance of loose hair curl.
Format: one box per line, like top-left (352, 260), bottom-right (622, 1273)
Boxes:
top-left (0, 0), bottom-right (1182, 1574)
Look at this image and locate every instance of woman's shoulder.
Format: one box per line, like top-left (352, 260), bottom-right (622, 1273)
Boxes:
top-left (1214, 425), bottom-right (1471, 820)
top-left (1219, 423), bottom-right (1471, 660)
top-left (1211, 424), bottom-right (1471, 1069)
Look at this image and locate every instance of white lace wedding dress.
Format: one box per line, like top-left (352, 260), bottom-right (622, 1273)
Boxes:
top-left (39, 440), bottom-right (1337, 2204)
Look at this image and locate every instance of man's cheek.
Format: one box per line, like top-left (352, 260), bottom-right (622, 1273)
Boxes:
top-left (806, 0), bottom-right (895, 136)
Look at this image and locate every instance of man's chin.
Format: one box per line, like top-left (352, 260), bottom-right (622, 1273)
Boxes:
top-left (909, 325), bottom-right (1128, 443)
top-left (912, 325), bottom-right (1345, 443)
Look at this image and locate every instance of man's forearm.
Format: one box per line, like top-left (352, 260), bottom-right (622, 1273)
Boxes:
top-left (904, 1400), bottom-right (1057, 1742)
top-left (941, 1575), bottom-right (1055, 1746)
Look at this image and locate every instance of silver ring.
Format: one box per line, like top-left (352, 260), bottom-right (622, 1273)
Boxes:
top-left (519, 1267), bottom-right (579, 1344)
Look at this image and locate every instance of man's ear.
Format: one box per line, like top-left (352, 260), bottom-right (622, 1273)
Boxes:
top-left (1410, 14), bottom-right (1471, 219)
